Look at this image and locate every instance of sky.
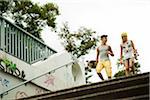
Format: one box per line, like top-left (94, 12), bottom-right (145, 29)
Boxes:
top-left (33, 0), bottom-right (150, 82)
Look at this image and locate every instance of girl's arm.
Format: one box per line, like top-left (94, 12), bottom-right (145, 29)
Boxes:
top-left (131, 40), bottom-right (136, 52)
top-left (120, 45), bottom-right (123, 64)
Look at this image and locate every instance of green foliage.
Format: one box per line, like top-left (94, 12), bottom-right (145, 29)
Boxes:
top-left (86, 75), bottom-right (92, 84)
top-left (133, 62), bottom-right (141, 73)
top-left (0, 0), bottom-right (59, 40)
top-left (59, 22), bottom-right (98, 83)
top-left (2, 58), bottom-right (16, 71)
top-left (114, 59), bottom-right (141, 78)
top-left (114, 70), bottom-right (125, 77)
top-left (85, 66), bottom-right (92, 84)
top-left (0, 0), bottom-right (12, 15)
top-left (59, 22), bottom-right (98, 58)
top-left (116, 56), bottom-right (125, 68)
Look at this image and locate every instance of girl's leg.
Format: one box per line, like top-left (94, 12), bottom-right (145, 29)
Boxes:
top-left (124, 60), bottom-right (129, 76)
top-left (129, 58), bottom-right (134, 74)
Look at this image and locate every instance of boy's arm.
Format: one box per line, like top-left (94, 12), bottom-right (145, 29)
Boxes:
top-left (96, 48), bottom-right (99, 63)
top-left (108, 46), bottom-right (114, 56)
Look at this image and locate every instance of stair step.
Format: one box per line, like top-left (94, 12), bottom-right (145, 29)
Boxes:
top-left (116, 94), bottom-right (149, 100)
top-left (35, 74), bottom-right (149, 99)
top-left (20, 72), bottom-right (149, 100)
top-left (63, 83), bottom-right (149, 100)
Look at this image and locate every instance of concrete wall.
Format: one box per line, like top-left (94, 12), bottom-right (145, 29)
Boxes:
top-left (31, 51), bottom-right (86, 90)
top-left (0, 71), bottom-right (47, 100)
top-left (0, 50), bottom-right (86, 99)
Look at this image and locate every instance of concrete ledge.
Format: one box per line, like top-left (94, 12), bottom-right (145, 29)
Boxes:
top-left (20, 72), bottom-right (149, 100)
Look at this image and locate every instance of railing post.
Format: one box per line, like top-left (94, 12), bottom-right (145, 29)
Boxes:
top-left (0, 18), bottom-right (5, 50)
top-left (45, 46), bottom-right (48, 59)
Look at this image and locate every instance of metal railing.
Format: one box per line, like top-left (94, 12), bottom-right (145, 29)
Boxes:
top-left (0, 16), bottom-right (57, 64)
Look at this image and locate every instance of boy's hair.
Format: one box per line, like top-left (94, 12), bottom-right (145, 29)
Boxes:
top-left (100, 35), bottom-right (108, 39)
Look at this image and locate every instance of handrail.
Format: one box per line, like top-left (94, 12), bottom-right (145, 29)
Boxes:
top-left (0, 61), bottom-right (74, 98)
top-left (0, 16), bottom-right (57, 64)
top-left (0, 16), bottom-right (56, 51)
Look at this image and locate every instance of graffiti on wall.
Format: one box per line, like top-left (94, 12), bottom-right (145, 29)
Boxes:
top-left (44, 74), bottom-right (55, 87)
top-left (0, 76), bottom-right (10, 87)
top-left (0, 58), bottom-right (26, 79)
top-left (15, 91), bottom-right (28, 99)
top-left (35, 88), bottom-right (45, 95)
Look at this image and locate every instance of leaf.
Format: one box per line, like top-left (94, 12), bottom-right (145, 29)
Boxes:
top-left (114, 70), bottom-right (125, 77)
top-left (86, 75), bottom-right (92, 80)
top-left (59, 22), bottom-right (98, 58)
top-left (1, 0), bottom-right (59, 40)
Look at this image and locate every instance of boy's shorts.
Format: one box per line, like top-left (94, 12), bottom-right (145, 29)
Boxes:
top-left (96, 60), bottom-right (112, 77)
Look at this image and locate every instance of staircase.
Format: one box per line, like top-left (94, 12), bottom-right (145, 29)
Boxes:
top-left (0, 16), bottom-right (86, 99)
top-left (21, 72), bottom-right (149, 100)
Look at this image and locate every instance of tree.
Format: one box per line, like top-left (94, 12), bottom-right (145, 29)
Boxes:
top-left (0, 0), bottom-right (59, 40)
top-left (85, 60), bottom-right (97, 83)
top-left (59, 22), bottom-right (98, 58)
top-left (59, 22), bottom-right (98, 83)
top-left (85, 66), bottom-right (92, 84)
top-left (0, 0), bottom-right (12, 15)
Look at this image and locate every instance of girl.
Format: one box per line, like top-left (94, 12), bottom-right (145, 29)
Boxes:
top-left (120, 32), bottom-right (136, 76)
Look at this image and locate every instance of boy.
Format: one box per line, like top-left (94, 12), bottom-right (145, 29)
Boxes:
top-left (96, 35), bottom-right (114, 80)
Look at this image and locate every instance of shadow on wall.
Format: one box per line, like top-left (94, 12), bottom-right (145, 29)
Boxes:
top-left (72, 62), bottom-right (83, 84)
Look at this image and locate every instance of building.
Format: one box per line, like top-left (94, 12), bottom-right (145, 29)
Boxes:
top-left (0, 16), bottom-right (86, 100)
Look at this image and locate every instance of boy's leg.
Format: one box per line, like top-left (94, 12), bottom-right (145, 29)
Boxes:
top-left (104, 60), bottom-right (112, 79)
top-left (124, 60), bottom-right (129, 76)
top-left (97, 73), bottom-right (104, 80)
top-left (96, 61), bottom-right (104, 80)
